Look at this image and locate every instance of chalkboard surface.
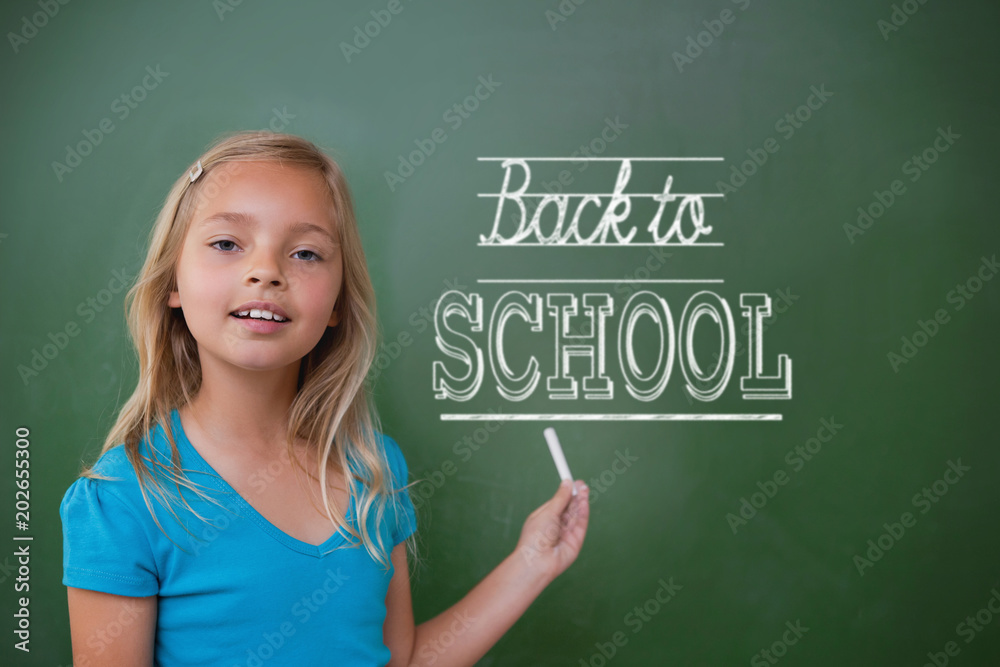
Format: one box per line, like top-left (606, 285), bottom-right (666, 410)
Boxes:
top-left (2, 0), bottom-right (999, 665)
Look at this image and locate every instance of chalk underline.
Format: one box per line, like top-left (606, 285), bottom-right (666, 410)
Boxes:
top-left (477, 157), bottom-right (725, 162)
top-left (441, 414), bottom-right (782, 421)
top-left (475, 278), bottom-right (724, 284)
top-left (476, 192), bottom-right (725, 197)
top-left (475, 242), bottom-right (724, 247)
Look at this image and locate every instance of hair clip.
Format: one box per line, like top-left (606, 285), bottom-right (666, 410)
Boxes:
top-left (189, 160), bottom-right (203, 183)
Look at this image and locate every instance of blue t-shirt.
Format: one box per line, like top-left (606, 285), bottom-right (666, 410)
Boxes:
top-left (59, 408), bottom-right (417, 666)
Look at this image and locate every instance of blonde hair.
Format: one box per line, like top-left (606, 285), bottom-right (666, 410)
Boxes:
top-left (78, 130), bottom-right (417, 571)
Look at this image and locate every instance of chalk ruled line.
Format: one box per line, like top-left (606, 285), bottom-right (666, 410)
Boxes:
top-left (477, 192), bottom-right (725, 197)
top-left (477, 157), bottom-right (725, 162)
top-left (441, 414), bottom-right (782, 421)
top-left (476, 278), bottom-right (724, 284)
top-left (476, 243), bottom-right (724, 247)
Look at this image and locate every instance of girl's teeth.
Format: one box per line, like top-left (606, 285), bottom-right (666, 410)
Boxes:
top-left (234, 309), bottom-right (287, 322)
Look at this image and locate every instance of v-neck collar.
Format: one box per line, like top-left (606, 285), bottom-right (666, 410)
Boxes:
top-left (167, 408), bottom-right (357, 558)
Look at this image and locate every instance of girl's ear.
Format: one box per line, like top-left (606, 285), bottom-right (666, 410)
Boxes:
top-left (168, 289), bottom-right (181, 308)
top-left (328, 309), bottom-right (339, 327)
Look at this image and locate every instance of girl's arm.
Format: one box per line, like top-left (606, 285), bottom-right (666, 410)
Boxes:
top-left (67, 587), bottom-right (157, 666)
top-left (385, 479), bottom-right (590, 667)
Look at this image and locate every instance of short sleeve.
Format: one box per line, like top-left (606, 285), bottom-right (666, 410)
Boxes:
top-left (382, 435), bottom-right (418, 546)
top-left (59, 476), bottom-right (159, 596)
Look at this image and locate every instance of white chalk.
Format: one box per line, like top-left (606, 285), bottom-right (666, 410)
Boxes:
top-left (543, 427), bottom-right (576, 496)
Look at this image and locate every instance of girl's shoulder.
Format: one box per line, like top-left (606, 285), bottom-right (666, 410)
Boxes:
top-left (88, 442), bottom-right (140, 479)
top-left (60, 447), bottom-right (146, 524)
top-left (60, 417), bottom-right (178, 519)
top-left (374, 431), bottom-right (411, 486)
top-left (377, 430), bottom-right (402, 456)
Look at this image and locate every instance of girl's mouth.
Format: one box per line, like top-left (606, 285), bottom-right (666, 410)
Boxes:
top-left (230, 308), bottom-right (289, 322)
top-left (230, 311), bottom-right (291, 333)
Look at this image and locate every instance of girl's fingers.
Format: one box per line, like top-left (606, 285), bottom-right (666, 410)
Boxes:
top-left (527, 480), bottom-right (571, 519)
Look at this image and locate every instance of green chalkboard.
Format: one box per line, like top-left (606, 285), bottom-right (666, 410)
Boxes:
top-left (2, 0), bottom-right (999, 664)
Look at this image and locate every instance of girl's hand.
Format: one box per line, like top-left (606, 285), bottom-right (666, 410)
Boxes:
top-left (514, 479), bottom-right (590, 583)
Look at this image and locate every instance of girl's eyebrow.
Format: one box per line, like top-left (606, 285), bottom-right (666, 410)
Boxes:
top-left (199, 211), bottom-right (338, 246)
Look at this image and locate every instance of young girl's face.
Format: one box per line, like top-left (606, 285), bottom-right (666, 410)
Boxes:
top-left (167, 161), bottom-right (342, 378)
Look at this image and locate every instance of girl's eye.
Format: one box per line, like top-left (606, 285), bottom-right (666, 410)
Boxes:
top-left (293, 249), bottom-right (321, 261)
top-left (209, 241), bottom-right (320, 261)
top-left (211, 240), bottom-right (239, 252)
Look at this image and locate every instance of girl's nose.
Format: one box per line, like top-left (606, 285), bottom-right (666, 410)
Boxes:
top-left (244, 250), bottom-right (285, 286)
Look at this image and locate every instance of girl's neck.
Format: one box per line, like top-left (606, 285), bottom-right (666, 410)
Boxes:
top-left (182, 360), bottom-right (301, 461)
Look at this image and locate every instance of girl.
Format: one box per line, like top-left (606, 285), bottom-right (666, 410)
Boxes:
top-left (59, 130), bottom-right (590, 666)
